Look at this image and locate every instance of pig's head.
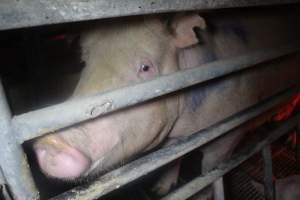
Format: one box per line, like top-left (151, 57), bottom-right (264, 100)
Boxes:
top-left (33, 14), bottom-right (205, 181)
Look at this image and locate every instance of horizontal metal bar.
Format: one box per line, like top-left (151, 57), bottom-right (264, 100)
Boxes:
top-left (1, 0), bottom-right (300, 31)
top-left (161, 114), bottom-right (300, 200)
top-left (50, 85), bottom-right (300, 200)
top-left (13, 43), bottom-right (300, 143)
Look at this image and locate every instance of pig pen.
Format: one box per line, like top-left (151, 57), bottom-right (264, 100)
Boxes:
top-left (1, 1), bottom-right (300, 200)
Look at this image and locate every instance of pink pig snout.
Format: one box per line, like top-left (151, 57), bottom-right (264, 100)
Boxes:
top-left (34, 135), bottom-right (91, 180)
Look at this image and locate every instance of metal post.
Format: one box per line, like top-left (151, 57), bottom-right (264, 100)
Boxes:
top-left (0, 80), bottom-right (39, 199)
top-left (1, 0), bottom-right (300, 30)
top-left (51, 107), bottom-right (300, 200)
top-left (296, 125), bottom-right (300, 173)
top-left (262, 146), bottom-right (275, 200)
top-left (0, 168), bottom-right (12, 200)
top-left (213, 177), bottom-right (225, 200)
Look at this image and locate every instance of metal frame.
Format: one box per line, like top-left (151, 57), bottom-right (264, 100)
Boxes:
top-left (1, 0), bottom-right (300, 31)
top-left (296, 124), bottom-right (300, 173)
top-left (161, 114), bottom-right (300, 200)
top-left (12, 43), bottom-right (300, 143)
top-left (49, 87), bottom-right (300, 200)
top-left (0, 1), bottom-right (300, 199)
top-left (0, 82), bottom-right (38, 199)
top-left (0, 41), bottom-right (300, 199)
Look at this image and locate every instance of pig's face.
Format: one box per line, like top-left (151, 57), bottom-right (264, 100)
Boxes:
top-left (33, 14), bottom-right (205, 180)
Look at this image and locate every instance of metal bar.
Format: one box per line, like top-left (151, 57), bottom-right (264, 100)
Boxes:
top-left (0, 168), bottom-right (13, 200)
top-left (0, 186), bottom-right (13, 200)
top-left (296, 124), bottom-right (300, 172)
top-left (0, 81), bottom-right (39, 199)
top-left (1, 0), bottom-right (300, 31)
top-left (161, 115), bottom-right (300, 200)
top-left (0, 168), bottom-right (10, 200)
top-left (213, 177), bottom-right (225, 200)
top-left (50, 86), bottom-right (300, 200)
top-left (262, 146), bottom-right (275, 200)
top-left (13, 43), bottom-right (300, 143)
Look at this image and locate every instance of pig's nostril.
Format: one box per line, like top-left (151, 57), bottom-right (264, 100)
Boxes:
top-left (35, 146), bottom-right (91, 180)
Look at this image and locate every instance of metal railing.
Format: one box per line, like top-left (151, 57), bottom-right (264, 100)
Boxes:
top-left (1, 0), bottom-right (300, 31)
top-left (1, 1), bottom-right (300, 198)
top-left (0, 41), bottom-right (299, 199)
top-left (51, 88), bottom-right (300, 200)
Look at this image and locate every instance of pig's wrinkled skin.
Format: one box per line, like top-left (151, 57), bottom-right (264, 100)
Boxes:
top-left (252, 175), bottom-right (300, 200)
top-left (33, 11), bottom-right (300, 194)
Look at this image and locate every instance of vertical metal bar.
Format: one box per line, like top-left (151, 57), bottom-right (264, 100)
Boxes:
top-left (213, 177), bottom-right (225, 200)
top-left (0, 186), bottom-right (13, 200)
top-left (0, 80), bottom-right (39, 199)
top-left (0, 168), bottom-right (12, 200)
top-left (262, 146), bottom-right (275, 200)
top-left (296, 125), bottom-right (300, 173)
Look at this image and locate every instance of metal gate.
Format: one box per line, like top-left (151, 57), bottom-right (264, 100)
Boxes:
top-left (1, 1), bottom-right (300, 200)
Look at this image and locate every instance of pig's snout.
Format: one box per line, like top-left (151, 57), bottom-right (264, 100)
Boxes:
top-left (34, 135), bottom-right (91, 180)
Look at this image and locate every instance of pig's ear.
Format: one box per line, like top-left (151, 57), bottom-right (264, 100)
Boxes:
top-left (171, 13), bottom-right (206, 48)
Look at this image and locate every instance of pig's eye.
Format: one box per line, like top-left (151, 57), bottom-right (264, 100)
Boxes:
top-left (138, 61), bottom-right (154, 73)
top-left (141, 64), bottom-right (150, 72)
top-left (137, 59), bottom-right (157, 80)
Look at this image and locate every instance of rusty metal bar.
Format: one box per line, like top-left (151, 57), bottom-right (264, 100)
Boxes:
top-left (161, 114), bottom-right (300, 200)
top-left (13, 43), bottom-right (300, 144)
top-left (50, 86), bottom-right (300, 200)
top-left (0, 81), bottom-right (39, 200)
top-left (0, 0), bottom-right (300, 31)
top-left (262, 146), bottom-right (275, 200)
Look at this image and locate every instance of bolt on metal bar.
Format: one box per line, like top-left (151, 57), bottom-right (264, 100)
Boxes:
top-left (1, 0), bottom-right (300, 31)
top-left (262, 146), bottom-right (275, 200)
top-left (50, 86), bottom-right (300, 200)
top-left (0, 81), bottom-right (39, 200)
top-left (161, 114), bottom-right (300, 200)
top-left (213, 177), bottom-right (225, 200)
top-left (13, 43), bottom-right (300, 144)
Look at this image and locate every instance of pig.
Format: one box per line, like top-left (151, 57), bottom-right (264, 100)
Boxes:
top-left (252, 175), bottom-right (300, 200)
top-left (33, 10), bottom-right (300, 195)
